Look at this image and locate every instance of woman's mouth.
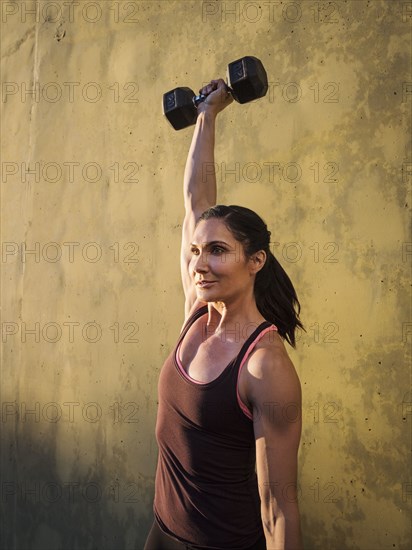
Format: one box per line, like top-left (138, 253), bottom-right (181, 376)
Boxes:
top-left (196, 281), bottom-right (216, 288)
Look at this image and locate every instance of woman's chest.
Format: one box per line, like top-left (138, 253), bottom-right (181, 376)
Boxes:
top-left (178, 329), bottom-right (247, 384)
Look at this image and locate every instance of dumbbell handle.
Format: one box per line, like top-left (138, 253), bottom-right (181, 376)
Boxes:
top-left (192, 83), bottom-right (231, 107)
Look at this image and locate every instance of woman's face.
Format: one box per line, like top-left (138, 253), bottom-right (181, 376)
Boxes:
top-left (189, 218), bottom-right (257, 304)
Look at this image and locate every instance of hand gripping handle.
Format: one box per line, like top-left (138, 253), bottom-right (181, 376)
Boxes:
top-left (192, 82), bottom-right (231, 107)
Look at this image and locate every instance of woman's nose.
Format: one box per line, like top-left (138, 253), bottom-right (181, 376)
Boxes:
top-left (193, 250), bottom-right (209, 272)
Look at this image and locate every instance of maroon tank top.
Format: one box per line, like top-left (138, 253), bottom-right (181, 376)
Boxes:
top-left (153, 305), bottom-right (278, 549)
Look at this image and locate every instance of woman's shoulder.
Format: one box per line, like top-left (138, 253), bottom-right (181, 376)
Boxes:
top-left (248, 328), bottom-right (296, 378)
top-left (244, 331), bottom-right (301, 409)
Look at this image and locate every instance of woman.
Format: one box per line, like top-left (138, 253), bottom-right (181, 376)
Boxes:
top-left (144, 79), bottom-right (304, 550)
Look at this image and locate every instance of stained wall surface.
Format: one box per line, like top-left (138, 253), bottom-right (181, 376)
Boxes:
top-left (1, 1), bottom-right (411, 549)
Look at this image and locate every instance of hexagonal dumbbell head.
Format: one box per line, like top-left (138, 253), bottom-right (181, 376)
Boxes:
top-left (162, 87), bottom-right (197, 130)
top-left (227, 56), bottom-right (268, 104)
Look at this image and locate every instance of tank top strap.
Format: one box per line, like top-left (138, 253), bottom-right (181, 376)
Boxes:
top-left (235, 320), bottom-right (278, 369)
top-left (178, 304), bottom-right (208, 343)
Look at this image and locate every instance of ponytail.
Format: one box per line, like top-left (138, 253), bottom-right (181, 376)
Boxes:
top-left (198, 204), bottom-right (304, 347)
top-left (254, 251), bottom-right (304, 347)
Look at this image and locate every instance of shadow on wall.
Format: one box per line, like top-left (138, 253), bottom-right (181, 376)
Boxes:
top-left (1, 421), bottom-right (154, 550)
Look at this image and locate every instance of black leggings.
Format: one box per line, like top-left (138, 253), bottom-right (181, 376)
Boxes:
top-left (143, 519), bottom-right (267, 550)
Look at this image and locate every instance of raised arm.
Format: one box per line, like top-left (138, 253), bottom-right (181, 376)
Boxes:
top-left (180, 79), bottom-right (233, 318)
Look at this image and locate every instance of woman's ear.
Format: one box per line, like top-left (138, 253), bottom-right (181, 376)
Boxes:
top-left (249, 250), bottom-right (266, 274)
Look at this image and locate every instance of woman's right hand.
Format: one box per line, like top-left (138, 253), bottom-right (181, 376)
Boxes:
top-left (196, 78), bottom-right (234, 117)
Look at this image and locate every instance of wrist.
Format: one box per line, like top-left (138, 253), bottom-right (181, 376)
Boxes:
top-left (197, 106), bottom-right (217, 126)
top-left (196, 105), bottom-right (218, 122)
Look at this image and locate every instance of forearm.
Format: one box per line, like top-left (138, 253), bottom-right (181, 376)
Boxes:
top-left (262, 505), bottom-right (303, 550)
top-left (183, 110), bottom-right (217, 213)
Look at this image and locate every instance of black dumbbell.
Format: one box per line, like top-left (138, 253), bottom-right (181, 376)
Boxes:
top-left (163, 56), bottom-right (268, 131)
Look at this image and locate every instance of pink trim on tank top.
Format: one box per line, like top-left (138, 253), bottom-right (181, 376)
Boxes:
top-left (175, 343), bottom-right (205, 385)
top-left (175, 324), bottom-right (278, 420)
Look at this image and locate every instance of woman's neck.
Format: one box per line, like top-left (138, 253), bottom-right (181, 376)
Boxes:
top-left (205, 295), bottom-right (266, 341)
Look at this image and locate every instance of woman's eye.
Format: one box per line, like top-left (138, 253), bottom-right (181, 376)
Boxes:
top-left (211, 247), bottom-right (225, 254)
top-left (190, 246), bottom-right (226, 255)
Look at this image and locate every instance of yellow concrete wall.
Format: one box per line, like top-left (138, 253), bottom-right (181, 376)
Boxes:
top-left (1, 1), bottom-right (410, 548)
